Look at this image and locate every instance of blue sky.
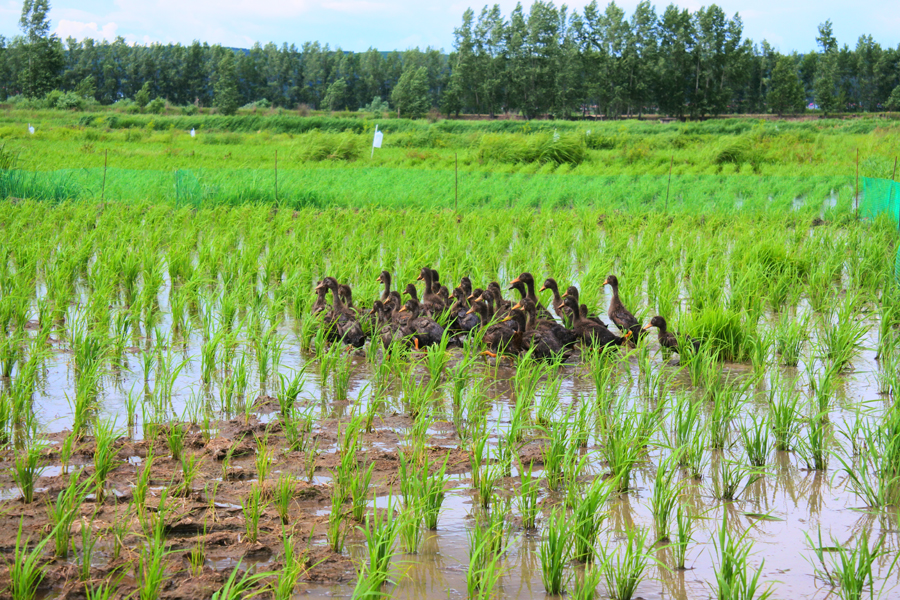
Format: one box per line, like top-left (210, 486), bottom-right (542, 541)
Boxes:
top-left (1, 0), bottom-right (897, 54)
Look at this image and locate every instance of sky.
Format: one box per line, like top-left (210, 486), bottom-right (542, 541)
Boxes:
top-left (0, 0), bottom-right (898, 55)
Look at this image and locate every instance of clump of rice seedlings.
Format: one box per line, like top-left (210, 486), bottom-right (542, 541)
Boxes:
top-left (352, 495), bottom-right (401, 598)
top-left (801, 406), bottom-right (831, 471)
top-left (136, 539), bottom-right (169, 600)
top-left (332, 351), bottom-right (353, 402)
top-left (166, 422), bottom-right (186, 461)
top-left (134, 450), bottom-right (154, 511)
top-left (273, 474), bottom-right (295, 525)
top-left (543, 419), bottom-right (569, 491)
top-left (536, 376), bottom-right (562, 427)
top-left (516, 457), bottom-right (540, 530)
top-left (273, 533), bottom-right (306, 600)
top-left (418, 452), bottom-right (449, 530)
top-left (573, 564), bottom-right (602, 600)
top-left (79, 513), bottom-right (97, 581)
top-left (540, 508), bottom-right (571, 595)
top-left (805, 528), bottom-right (897, 600)
top-left (466, 509), bottom-right (508, 600)
top-left (600, 525), bottom-right (650, 600)
top-left (277, 367), bottom-right (306, 419)
top-left (709, 377), bottom-right (746, 450)
top-left (651, 455), bottom-right (682, 542)
top-left (818, 292), bottom-right (867, 371)
top-left (242, 482), bottom-right (267, 543)
top-left (48, 470), bottom-right (90, 558)
top-left (327, 489), bottom-right (347, 553)
top-left (188, 534), bottom-right (206, 577)
top-left (835, 407), bottom-right (900, 507)
top-left (178, 453), bottom-right (202, 496)
top-left (768, 378), bottom-right (801, 452)
top-left (93, 419), bottom-right (121, 501)
top-left (712, 512), bottom-right (773, 600)
top-left (10, 520), bottom-right (53, 600)
top-left (398, 498), bottom-right (424, 554)
top-left (712, 456), bottom-right (760, 501)
top-left (573, 479), bottom-right (612, 563)
top-left (598, 405), bottom-right (648, 492)
top-left (211, 560), bottom-right (268, 600)
top-left (672, 504), bottom-right (695, 570)
top-left (12, 442), bottom-right (45, 504)
top-left (85, 574), bottom-right (123, 600)
top-left (350, 462), bottom-right (375, 521)
top-left (774, 311), bottom-right (806, 366)
top-left (747, 329), bottom-right (772, 380)
top-left (255, 435), bottom-right (272, 483)
top-left (739, 413), bottom-right (771, 468)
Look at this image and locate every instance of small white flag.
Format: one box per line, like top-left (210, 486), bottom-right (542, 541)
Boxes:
top-left (553, 129), bottom-right (560, 142)
top-left (372, 129), bottom-right (383, 148)
top-left (28, 123), bottom-right (34, 135)
top-left (190, 128), bottom-right (196, 137)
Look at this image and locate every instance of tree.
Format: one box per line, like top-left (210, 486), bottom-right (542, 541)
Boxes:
top-left (74, 74), bottom-right (95, 100)
top-left (391, 65), bottom-right (429, 118)
top-left (886, 85), bottom-right (900, 111)
top-left (323, 77), bottom-right (348, 111)
top-left (214, 50), bottom-right (240, 115)
top-left (767, 55), bottom-right (805, 115)
top-left (135, 81), bottom-right (151, 107)
top-left (18, 0), bottom-right (64, 97)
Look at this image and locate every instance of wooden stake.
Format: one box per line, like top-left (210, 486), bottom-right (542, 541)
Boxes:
top-left (892, 157), bottom-right (898, 182)
top-left (455, 152), bottom-right (458, 212)
top-left (665, 154), bottom-right (673, 213)
top-left (275, 150), bottom-right (278, 201)
top-left (855, 148), bottom-right (859, 220)
top-left (101, 149), bottom-right (108, 202)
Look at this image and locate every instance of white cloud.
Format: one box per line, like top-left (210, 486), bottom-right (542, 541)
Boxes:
top-left (55, 19), bottom-right (119, 41)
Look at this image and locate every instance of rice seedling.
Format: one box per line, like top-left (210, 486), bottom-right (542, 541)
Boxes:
top-left (651, 454), bottom-right (682, 542)
top-left (573, 564), bottom-right (603, 600)
top-left (712, 456), bottom-right (761, 502)
top-left (398, 498), bottom-right (424, 554)
top-left (712, 512), bottom-right (773, 600)
top-left (9, 521), bottom-right (54, 600)
top-left (327, 488), bottom-right (347, 553)
top-left (774, 311), bottom-right (807, 366)
top-left (598, 405), bottom-right (647, 492)
top-left (805, 528), bottom-right (898, 600)
top-left (672, 504), bottom-right (695, 570)
top-left (255, 435), bottom-right (272, 483)
top-left (600, 525), bottom-right (650, 600)
top-left (12, 442), bottom-right (45, 504)
top-left (166, 421), bottom-right (186, 461)
top-left (573, 478), bottom-right (612, 563)
top-left (516, 456), bottom-right (540, 530)
top-left (539, 508), bottom-right (572, 595)
top-left (136, 540), bottom-right (170, 600)
top-left (79, 513), bottom-right (97, 581)
top-left (818, 292), bottom-right (867, 371)
top-left (801, 409), bottom-right (831, 471)
top-left (350, 462), bottom-right (375, 521)
top-left (768, 379), bottom-right (801, 452)
top-left (466, 508), bottom-right (509, 600)
top-left (85, 573), bottom-right (124, 600)
top-left (211, 560), bottom-right (269, 600)
top-left (352, 494), bottom-right (401, 598)
top-left (93, 418), bottom-right (121, 500)
top-left (242, 482), bottom-right (267, 543)
top-left (188, 534), bottom-right (206, 577)
top-left (273, 533), bottom-right (306, 600)
top-left (739, 413), bottom-right (771, 468)
top-left (273, 474), bottom-right (295, 525)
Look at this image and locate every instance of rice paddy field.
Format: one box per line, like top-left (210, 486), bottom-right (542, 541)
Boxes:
top-left (1, 111), bottom-right (900, 600)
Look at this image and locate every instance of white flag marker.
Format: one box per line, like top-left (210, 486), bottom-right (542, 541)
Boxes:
top-left (28, 123), bottom-right (34, 135)
top-left (190, 128), bottom-right (196, 137)
top-left (371, 125), bottom-right (383, 158)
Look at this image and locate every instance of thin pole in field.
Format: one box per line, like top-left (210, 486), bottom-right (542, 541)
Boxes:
top-left (275, 150), bottom-right (278, 201)
top-left (892, 157), bottom-right (898, 181)
top-left (455, 152), bottom-right (458, 212)
top-left (101, 149), bottom-right (108, 202)
top-left (665, 154), bottom-right (673, 213)
top-left (891, 157), bottom-right (898, 231)
top-left (855, 148), bottom-right (859, 220)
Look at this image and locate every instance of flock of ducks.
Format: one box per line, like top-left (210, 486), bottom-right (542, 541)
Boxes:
top-left (312, 268), bottom-right (699, 360)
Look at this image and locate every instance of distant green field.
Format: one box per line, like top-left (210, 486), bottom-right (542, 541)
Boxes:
top-left (1, 109), bottom-right (897, 210)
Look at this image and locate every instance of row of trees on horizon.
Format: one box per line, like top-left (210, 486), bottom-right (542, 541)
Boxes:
top-left (3, 0), bottom-right (900, 118)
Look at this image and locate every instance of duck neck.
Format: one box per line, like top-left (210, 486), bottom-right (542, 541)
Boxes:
top-left (329, 286), bottom-right (344, 312)
top-left (423, 271), bottom-right (434, 295)
top-left (549, 283), bottom-right (562, 304)
top-left (382, 276), bottom-right (391, 300)
top-left (525, 279), bottom-right (538, 303)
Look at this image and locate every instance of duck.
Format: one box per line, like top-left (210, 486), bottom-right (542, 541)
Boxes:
top-left (513, 298), bottom-right (577, 349)
top-left (604, 275), bottom-right (643, 339)
top-left (376, 271), bottom-right (392, 302)
top-left (563, 296), bottom-right (630, 349)
top-left (561, 286), bottom-right (607, 327)
top-left (642, 316), bottom-right (701, 354)
top-left (372, 300), bottom-right (398, 349)
top-left (339, 284), bottom-right (359, 317)
top-left (311, 281), bottom-right (330, 316)
top-left (416, 267), bottom-right (446, 317)
top-left (397, 298), bottom-right (444, 349)
top-left (460, 276), bottom-right (473, 298)
top-left (509, 272), bottom-right (555, 321)
top-left (487, 282), bottom-right (511, 313)
top-left (317, 277), bottom-right (366, 347)
top-left (508, 301), bottom-right (564, 359)
top-left (539, 278), bottom-right (569, 324)
top-left (448, 287), bottom-right (479, 334)
top-left (467, 298), bottom-right (519, 356)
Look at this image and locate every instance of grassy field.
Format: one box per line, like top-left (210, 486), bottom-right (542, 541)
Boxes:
top-left (1, 111), bottom-right (900, 599)
top-left (1, 109), bottom-right (899, 209)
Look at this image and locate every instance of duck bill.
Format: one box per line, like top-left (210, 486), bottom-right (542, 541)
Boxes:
top-left (602, 279), bottom-right (610, 286)
top-left (512, 301), bottom-right (523, 310)
top-left (538, 285), bottom-right (547, 292)
top-left (465, 307), bottom-right (476, 315)
top-left (499, 316), bottom-right (512, 323)
top-left (398, 306), bottom-right (408, 313)
top-left (416, 274), bottom-right (424, 281)
top-left (624, 331), bottom-right (633, 339)
top-left (642, 323), bottom-right (651, 331)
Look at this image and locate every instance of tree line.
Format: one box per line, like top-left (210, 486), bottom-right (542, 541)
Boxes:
top-left (2, 0), bottom-right (900, 118)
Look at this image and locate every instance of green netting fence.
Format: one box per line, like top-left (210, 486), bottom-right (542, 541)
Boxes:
top-left (0, 167), bottom-right (855, 214)
top-left (861, 177), bottom-right (900, 284)
top-left (861, 177), bottom-right (900, 225)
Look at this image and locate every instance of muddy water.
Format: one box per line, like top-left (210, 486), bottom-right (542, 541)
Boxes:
top-left (17, 298), bottom-right (900, 600)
